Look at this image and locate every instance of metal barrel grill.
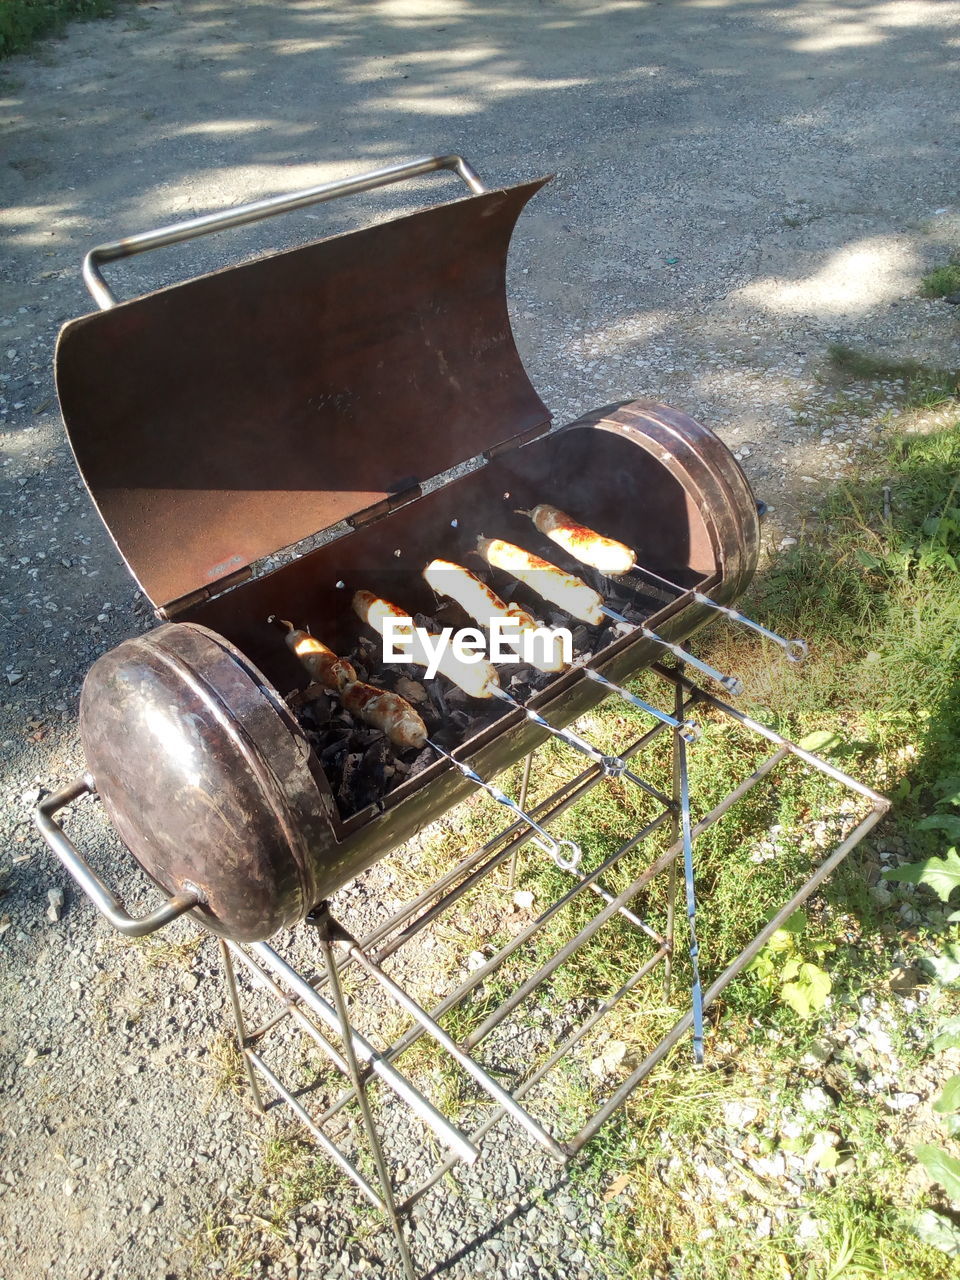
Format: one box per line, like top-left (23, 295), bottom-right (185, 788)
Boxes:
top-left (36, 154), bottom-right (772, 944)
top-left (33, 156), bottom-right (891, 1279)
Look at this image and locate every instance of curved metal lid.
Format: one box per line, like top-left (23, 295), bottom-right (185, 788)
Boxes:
top-left (55, 177), bottom-right (551, 612)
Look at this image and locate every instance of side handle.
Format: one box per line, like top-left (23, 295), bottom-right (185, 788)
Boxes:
top-left (83, 152), bottom-right (487, 310)
top-left (34, 777), bottom-right (200, 938)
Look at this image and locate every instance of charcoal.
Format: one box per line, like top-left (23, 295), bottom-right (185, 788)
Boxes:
top-left (394, 676), bottom-right (428, 705)
top-left (320, 734), bottom-right (351, 764)
top-left (428, 681), bottom-right (448, 719)
top-left (337, 752), bottom-right (363, 806)
top-left (508, 664), bottom-right (535, 690)
top-left (441, 685), bottom-right (470, 714)
top-left (447, 708), bottom-right (471, 732)
top-left (358, 736), bottom-right (388, 796)
top-left (408, 746), bottom-right (436, 778)
top-left (299, 692), bottom-right (333, 731)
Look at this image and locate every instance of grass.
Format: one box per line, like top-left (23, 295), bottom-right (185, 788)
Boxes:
top-left (921, 260), bottom-right (960, 300)
top-left (192, 371), bottom-right (960, 1277)
top-left (827, 345), bottom-right (959, 409)
top-left (0, 0), bottom-right (125, 58)
top-left (567, 390), bottom-right (960, 1277)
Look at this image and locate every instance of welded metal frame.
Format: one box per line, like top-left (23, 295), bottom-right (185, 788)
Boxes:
top-left (218, 665), bottom-right (889, 1280)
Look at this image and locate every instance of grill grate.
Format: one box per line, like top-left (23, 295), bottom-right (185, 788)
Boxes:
top-left (217, 665), bottom-right (888, 1280)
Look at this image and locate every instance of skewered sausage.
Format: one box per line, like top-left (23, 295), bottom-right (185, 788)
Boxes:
top-left (352, 589), bottom-right (500, 699)
top-left (276, 620), bottom-right (357, 691)
top-left (475, 538), bottom-right (606, 625)
top-left (520, 504), bottom-right (636, 575)
top-left (423, 558), bottom-right (566, 673)
top-left (340, 681), bottom-right (428, 750)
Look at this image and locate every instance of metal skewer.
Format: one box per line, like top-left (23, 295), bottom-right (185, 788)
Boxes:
top-left (598, 603), bottom-right (744, 696)
top-left (485, 684), bottom-right (667, 803)
top-left (576, 665), bottom-right (700, 742)
top-left (629, 563), bottom-right (808, 662)
top-left (426, 738), bottom-right (581, 871)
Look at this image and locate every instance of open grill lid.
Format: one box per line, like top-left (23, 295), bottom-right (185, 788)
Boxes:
top-left (55, 175), bottom-right (551, 614)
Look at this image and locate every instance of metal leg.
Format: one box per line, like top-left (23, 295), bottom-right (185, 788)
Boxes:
top-left (198, 670), bottom-right (887, 1280)
top-left (506, 752), bottom-right (533, 890)
top-left (219, 937), bottom-right (265, 1114)
top-left (664, 677), bottom-right (683, 999)
top-left (315, 912), bottom-right (418, 1280)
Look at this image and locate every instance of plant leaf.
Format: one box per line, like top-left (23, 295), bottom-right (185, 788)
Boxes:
top-left (918, 815), bottom-right (960, 840)
top-left (922, 943), bottom-right (960, 986)
top-left (781, 964), bottom-right (831, 1020)
top-left (944, 1114), bottom-right (960, 1139)
top-left (913, 1209), bottom-right (960, 1256)
top-left (915, 1145), bottom-right (960, 1201)
top-left (934, 776), bottom-right (960, 807)
top-left (799, 962), bottom-right (832, 1010)
top-left (854, 547), bottom-right (883, 569)
top-left (933, 1017), bottom-right (960, 1051)
top-left (780, 981), bottom-right (811, 1019)
top-left (883, 849), bottom-right (960, 902)
top-left (797, 729), bottom-right (843, 754)
top-left (933, 1075), bottom-right (960, 1115)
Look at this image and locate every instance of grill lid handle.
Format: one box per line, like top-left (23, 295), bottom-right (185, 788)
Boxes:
top-left (34, 777), bottom-right (201, 938)
top-left (82, 153), bottom-right (487, 310)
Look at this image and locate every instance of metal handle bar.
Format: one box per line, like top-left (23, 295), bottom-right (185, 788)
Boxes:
top-left (34, 777), bottom-right (200, 937)
top-left (83, 152), bottom-right (487, 310)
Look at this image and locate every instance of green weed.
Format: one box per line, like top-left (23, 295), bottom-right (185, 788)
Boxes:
top-left (0, 0), bottom-right (124, 58)
top-left (921, 260), bottom-right (960, 300)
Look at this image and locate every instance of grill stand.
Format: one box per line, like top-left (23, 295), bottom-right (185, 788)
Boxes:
top-left (218, 666), bottom-right (888, 1280)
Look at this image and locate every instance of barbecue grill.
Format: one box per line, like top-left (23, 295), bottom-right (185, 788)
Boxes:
top-left (34, 155), bottom-right (888, 1279)
top-left (39, 154), bottom-right (761, 942)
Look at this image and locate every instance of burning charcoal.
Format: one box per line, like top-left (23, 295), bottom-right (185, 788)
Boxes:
top-left (441, 685), bottom-right (470, 715)
top-left (408, 746), bottom-right (436, 778)
top-left (428, 681), bottom-right (449, 719)
top-left (508, 664), bottom-right (535, 691)
top-left (395, 676), bottom-right (428, 705)
top-left (299, 691), bottom-right (333, 731)
top-left (448, 709), bottom-right (471, 733)
top-left (356, 737), bottom-right (388, 805)
top-left (338, 752), bottom-right (363, 807)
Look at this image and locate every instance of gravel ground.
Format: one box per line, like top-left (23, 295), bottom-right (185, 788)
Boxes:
top-left (2, 2), bottom-right (960, 1277)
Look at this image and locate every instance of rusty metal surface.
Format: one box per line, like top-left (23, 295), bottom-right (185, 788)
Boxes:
top-left (70, 401), bottom-right (756, 942)
top-left (79, 623), bottom-right (331, 941)
top-left (55, 178), bottom-right (551, 612)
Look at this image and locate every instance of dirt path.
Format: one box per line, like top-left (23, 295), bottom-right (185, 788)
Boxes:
top-left (1, 2), bottom-right (959, 1277)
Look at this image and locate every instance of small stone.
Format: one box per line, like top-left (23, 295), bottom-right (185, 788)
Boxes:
top-left (465, 951), bottom-right (486, 971)
top-left (888, 965), bottom-right (924, 994)
top-left (62, 1180), bottom-right (75, 1197)
top-left (886, 1092), bottom-right (920, 1112)
top-left (6, 673), bottom-right (24, 686)
top-left (141, 1198), bottom-right (160, 1214)
top-left (23, 1047), bottom-right (39, 1068)
top-left (801, 1039), bottom-right (833, 1067)
top-left (179, 972), bottom-right (199, 992)
top-left (723, 1100), bottom-right (759, 1129)
top-left (512, 890), bottom-right (535, 910)
top-left (46, 887), bottom-right (64, 923)
top-left (798, 1086), bottom-right (833, 1114)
